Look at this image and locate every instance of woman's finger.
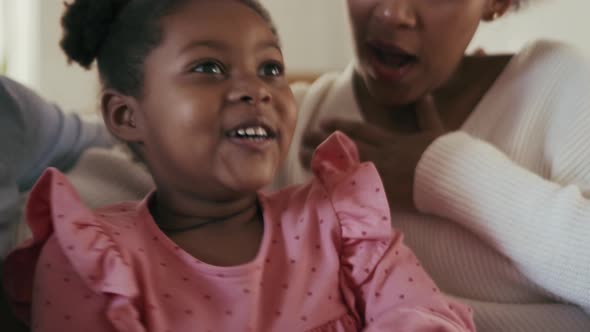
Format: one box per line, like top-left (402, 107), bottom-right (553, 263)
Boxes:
top-left (298, 146), bottom-right (314, 170)
top-left (353, 139), bottom-right (379, 162)
top-left (320, 118), bottom-right (393, 145)
top-left (301, 128), bottom-right (331, 150)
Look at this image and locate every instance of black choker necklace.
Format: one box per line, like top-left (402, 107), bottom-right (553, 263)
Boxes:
top-left (158, 218), bottom-right (223, 233)
top-left (155, 202), bottom-right (262, 234)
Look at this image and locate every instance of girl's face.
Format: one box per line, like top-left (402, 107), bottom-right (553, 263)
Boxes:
top-left (347, 0), bottom-right (509, 107)
top-left (133, 0), bottom-right (296, 199)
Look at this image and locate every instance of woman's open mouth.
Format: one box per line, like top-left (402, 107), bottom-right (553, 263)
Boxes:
top-left (366, 41), bottom-right (418, 83)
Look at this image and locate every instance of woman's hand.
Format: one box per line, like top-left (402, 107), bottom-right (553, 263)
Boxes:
top-left (300, 96), bottom-right (446, 209)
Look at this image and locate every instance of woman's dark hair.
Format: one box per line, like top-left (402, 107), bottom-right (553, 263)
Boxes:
top-left (60, 0), bottom-right (277, 97)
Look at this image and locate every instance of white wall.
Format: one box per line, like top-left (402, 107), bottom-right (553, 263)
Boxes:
top-left (37, 0), bottom-right (99, 113)
top-left (471, 0), bottom-right (590, 53)
top-left (1, 0), bottom-right (98, 113)
top-left (2, 0), bottom-right (41, 89)
top-left (260, 0), bottom-right (354, 74)
top-left (3, 0), bottom-right (589, 113)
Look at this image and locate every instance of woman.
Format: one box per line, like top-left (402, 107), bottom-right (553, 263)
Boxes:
top-left (276, 0), bottom-right (590, 331)
top-left (3, 0), bottom-right (590, 330)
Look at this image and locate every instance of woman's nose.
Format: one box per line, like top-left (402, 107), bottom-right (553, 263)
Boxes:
top-left (373, 0), bottom-right (417, 29)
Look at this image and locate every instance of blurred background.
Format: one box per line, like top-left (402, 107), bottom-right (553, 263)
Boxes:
top-left (0, 0), bottom-right (588, 114)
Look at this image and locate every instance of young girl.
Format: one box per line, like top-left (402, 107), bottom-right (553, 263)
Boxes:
top-left (3, 0), bottom-right (475, 331)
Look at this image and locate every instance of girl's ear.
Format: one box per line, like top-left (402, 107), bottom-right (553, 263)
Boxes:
top-left (482, 0), bottom-right (512, 21)
top-left (101, 89), bottom-right (143, 143)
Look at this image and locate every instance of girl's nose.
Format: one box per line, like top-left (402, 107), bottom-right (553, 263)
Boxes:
top-left (227, 76), bottom-right (272, 105)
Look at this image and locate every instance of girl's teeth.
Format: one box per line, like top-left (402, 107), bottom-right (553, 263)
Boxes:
top-left (256, 128), bottom-right (267, 136)
top-left (230, 126), bottom-right (271, 138)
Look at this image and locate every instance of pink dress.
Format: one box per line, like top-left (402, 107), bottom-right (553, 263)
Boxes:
top-left (3, 133), bottom-right (475, 332)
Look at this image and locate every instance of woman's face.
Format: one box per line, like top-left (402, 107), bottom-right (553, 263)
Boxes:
top-left (347, 0), bottom-right (505, 107)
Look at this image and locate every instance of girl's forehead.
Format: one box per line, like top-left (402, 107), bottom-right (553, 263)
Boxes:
top-left (160, 0), bottom-right (278, 47)
top-left (163, 0), bottom-right (272, 31)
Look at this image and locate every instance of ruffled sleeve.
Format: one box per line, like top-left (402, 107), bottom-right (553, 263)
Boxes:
top-left (311, 132), bottom-right (476, 331)
top-left (2, 168), bottom-right (144, 332)
top-left (311, 132), bottom-right (391, 284)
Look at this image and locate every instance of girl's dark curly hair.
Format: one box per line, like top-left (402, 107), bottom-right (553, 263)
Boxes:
top-left (60, 0), bottom-right (277, 97)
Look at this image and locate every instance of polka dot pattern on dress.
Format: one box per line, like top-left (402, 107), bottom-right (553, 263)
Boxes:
top-left (12, 152), bottom-right (473, 331)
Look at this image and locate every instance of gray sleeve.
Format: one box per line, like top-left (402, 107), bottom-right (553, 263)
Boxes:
top-left (0, 76), bottom-right (112, 257)
top-left (0, 76), bottom-right (113, 190)
top-left (0, 165), bottom-right (19, 258)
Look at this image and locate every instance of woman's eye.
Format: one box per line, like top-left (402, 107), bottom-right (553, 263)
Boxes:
top-left (192, 61), bottom-right (224, 75)
top-left (259, 62), bottom-right (284, 77)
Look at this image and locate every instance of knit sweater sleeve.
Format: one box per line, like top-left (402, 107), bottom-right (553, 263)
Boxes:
top-left (414, 43), bottom-right (590, 312)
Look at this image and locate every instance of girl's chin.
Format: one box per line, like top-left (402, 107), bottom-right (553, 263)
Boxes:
top-left (225, 176), bottom-right (275, 194)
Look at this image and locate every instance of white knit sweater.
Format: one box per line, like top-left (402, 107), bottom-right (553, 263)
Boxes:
top-left (277, 40), bottom-right (590, 331)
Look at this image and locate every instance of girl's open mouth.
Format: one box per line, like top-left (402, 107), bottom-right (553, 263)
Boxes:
top-left (226, 122), bottom-right (278, 151)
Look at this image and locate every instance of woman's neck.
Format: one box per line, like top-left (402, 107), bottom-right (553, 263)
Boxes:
top-left (353, 72), bottom-right (420, 133)
top-left (434, 54), bottom-right (513, 130)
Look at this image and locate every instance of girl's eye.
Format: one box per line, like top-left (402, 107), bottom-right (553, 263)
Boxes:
top-left (259, 62), bottom-right (284, 77)
top-left (192, 61), bottom-right (225, 75)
